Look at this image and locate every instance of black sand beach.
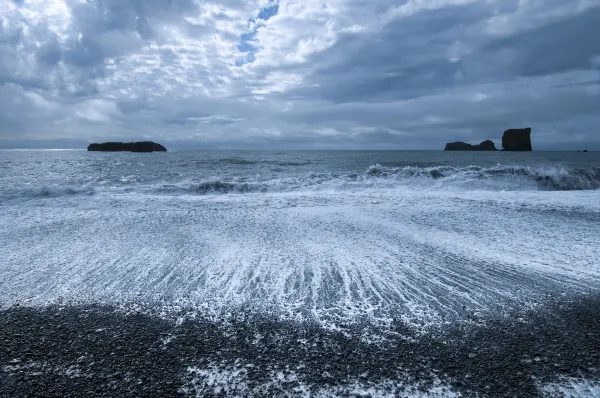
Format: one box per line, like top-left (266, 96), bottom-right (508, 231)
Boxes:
top-left (2, 293), bottom-right (599, 397)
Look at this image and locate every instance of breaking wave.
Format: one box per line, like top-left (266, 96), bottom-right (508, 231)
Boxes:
top-left (1, 185), bottom-right (95, 201)
top-left (155, 165), bottom-right (600, 196)
top-left (193, 179), bottom-right (268, 195)
top-left (364, 164), bottom-right (600, 191)
top-left (4, 165), bottom-right (598, 201)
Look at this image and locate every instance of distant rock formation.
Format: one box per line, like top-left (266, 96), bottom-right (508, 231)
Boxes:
top-left (502, 128), bottom-right (532, 151)
top-left (444, 140), bottom-right (498, 151)
top-left (87, 142), bottom-right (167, 152)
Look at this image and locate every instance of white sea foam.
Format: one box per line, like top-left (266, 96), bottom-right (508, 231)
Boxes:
top-left (181, 363), bottom-right (459, 397)
top-left (1, 184), bottom-right (599, 330)
top-left (538, 377), bottom-right (600, 397)
top-left (3, 361), bottom-right (86, 379)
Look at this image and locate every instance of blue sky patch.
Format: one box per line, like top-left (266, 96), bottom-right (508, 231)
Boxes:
top-left (257, 4), bottom-right (279, 21)
top-left (236, 2), bottom-right (279, 66)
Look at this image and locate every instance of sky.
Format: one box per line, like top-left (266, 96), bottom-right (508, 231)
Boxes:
top-left (0, 0), bottom-right (599, 150)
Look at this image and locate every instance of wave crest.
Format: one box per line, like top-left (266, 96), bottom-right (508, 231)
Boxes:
top-left (365, 164), bottom-right (600, 191)
top-left (193, 179), bottom-right (268, 195)
top-left (182, 165), bottom-right (600, 196)
top-left (2, 185), bottom-right (95, 201)
top-left (6, 164), bottom-right (596, 201)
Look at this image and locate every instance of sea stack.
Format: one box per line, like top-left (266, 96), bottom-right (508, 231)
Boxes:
top-left (87, 142), bottom-right (167, 152)
top-left (502, 128), bottom-right (532, 151)
top-left (444, 140), bottom-right (498, 151)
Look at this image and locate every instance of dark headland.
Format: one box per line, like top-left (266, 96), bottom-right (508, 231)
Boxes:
top-left (87, 141), bottom-right (167, 152)
top-left (502, 128), bottom-right (532, 151)
top-left (445, 128), bottom-right (532, 151)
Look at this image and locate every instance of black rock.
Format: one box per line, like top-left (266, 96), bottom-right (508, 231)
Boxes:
top-left (444, 140), bottom-right (498, 151)
top-left (87, 142), bottom-right (167, 153)
top-left (502, 128), bottom-right (532, 151)
top-left (445, 142), bottom-right (473, 151)
top-left (478, 140), bottom-right (497, 151)
top-left (583, 150), bottom-right (588, 153)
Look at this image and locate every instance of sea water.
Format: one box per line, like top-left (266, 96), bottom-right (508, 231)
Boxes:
top-left (1, 149), bottom-right (599, 396)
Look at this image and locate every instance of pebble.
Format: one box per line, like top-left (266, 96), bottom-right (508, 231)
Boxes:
top-left (0, 296), bottom-right (599, 397)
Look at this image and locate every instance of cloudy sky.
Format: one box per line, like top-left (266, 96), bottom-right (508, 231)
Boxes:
top-left (1, 0), bottom-right (599, 150)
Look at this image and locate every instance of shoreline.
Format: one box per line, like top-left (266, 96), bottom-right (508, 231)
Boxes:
top-left (1, 295), bottom-right (600, 397)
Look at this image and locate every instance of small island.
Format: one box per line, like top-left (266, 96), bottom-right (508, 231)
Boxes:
top-left (87, 141), bottom-right (167, 152)
top-left (444, 140), bottom-right (497, 151)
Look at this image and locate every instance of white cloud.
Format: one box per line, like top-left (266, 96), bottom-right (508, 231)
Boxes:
top-left (74, 99), bottom-right (121, 122)
top-left (0, 0), bottom-right (599, 149)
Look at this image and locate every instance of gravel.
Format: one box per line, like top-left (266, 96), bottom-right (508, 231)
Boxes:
top-left (1, 294), bottom-right (599, 397)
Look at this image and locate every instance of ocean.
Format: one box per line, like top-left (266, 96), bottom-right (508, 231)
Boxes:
top-left (1, 150), bottom-right (599, 397)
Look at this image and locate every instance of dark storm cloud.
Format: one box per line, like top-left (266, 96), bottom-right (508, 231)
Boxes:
top-left (0, 0), bottom-right (599, 149)
top-left (293, 2), bottom-right (495, 103)
top-left (483, 7), bottom-right (600, 77)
